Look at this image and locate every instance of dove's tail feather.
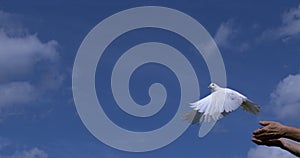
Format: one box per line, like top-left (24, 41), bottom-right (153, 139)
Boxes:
top-left (241, 99), bottom-right (260, 115)
top-left (198, 120), bottom-right (217, 137)
top-left (184, 110), bottom-right (203, 124)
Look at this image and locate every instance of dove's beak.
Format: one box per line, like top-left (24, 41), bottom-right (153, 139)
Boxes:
top-left (208, 85), bottom-right (212, 89)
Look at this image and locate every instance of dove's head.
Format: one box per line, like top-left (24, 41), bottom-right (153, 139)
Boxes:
top-left (208, 83), bottom-right (221, 92)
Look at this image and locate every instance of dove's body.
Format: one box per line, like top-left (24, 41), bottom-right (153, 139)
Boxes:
top-left (185, 83), bottom-right (260, 137)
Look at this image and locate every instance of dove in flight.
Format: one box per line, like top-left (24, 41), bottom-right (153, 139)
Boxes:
top-left (185, 83), bottom-right (260, 137)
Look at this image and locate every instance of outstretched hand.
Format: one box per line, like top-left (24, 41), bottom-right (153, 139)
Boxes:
top-left (252, 137), bottom-right (284, 147)
top-left (252, 121), bottom-right (287, 148)
top-left (252, 121), bottom-right (300, 157)
top-left (253, 121), bottom-right (287, 141)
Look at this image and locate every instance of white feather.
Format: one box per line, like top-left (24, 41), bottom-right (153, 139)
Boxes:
top-left (187, 83), bottom-right (260, 137)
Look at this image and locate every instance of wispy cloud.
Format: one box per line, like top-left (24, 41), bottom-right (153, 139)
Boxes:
top-left (214, 20), bottom-right (233, 47)
top-left (0, 31), bottom-right (59, 83)
top-left (0, 10), bottom-right (64, 118)
top-left (0, 147), bottom-right (48, 158)
top-left (216, 4), bottom-right (300, 52)
top-left (247, 146), bottom-right (296, 158)
top-left (0, 11), bottom-right (25, 35)
top-left (259, 5), bottom-right (300, 42)
top-left (214, 20), bottom-right (250, 52)
top-left (0, 82), bottom-right (36, 107)
top-left (0, 137), bottom-right (48, 158)
top-left (270, 73), bottom-right (300, 119)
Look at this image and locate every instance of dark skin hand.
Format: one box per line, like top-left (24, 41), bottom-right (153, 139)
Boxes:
top-left (253, 121), bottom-right (287, 141)
top-left (251, 137), bottom-right (283, 147)
top-left (252, 121), bottom-right (300, 157)
top-left (252, 137), bottom-right (300, 157)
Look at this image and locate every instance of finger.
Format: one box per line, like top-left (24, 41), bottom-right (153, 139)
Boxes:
top-left (253, 128), bottom-right (265, 135)
top-left (251, 137), bottom-right (263, 145)
top-left (254, 133), bottom-right (277, 141)
top-left (252, 137), bottom-right (278, 146)
top-left (259, 121), bottom-right (271, 126)
top-left (253, 134), bottom-right (265, 140)
top-left (251, 137), bottom-right (260, 142)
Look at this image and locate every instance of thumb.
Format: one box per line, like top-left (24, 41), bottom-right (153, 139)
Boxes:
top-left (259, 121), bottom-right (272, 126)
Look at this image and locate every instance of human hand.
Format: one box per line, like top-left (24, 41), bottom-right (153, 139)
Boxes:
top-left (251, 137), bottom-right (284, 148)
top-left (252, 121), bottom-right (300, 157)
top-left (253, 121), bottom-right (287, 141)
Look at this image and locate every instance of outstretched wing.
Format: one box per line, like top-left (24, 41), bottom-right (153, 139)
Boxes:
top-left (186, 89), bottom-right (246, 137)
top-left (241, 99), bottom-right (260, 115)
top-left (196, 89), bottom-right (244, 122)
top-left (224, 88), bottom-right (260, 115)
top-left (189, 94), bottom-right (212, 113)
top-left (186, 87), bottom-right (260, 138)
top-left (222, 88), bottom-right (244, 113)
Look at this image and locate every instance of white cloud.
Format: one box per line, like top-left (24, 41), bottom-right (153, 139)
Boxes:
top-left (279, 5), bottom-right (300, 39)
top-left (0, 11), bottom-right (26, 36)
top-left (270, 73), bottom-right (300, 119)
top-left (214, 20), bottom-right (233, 47)
top-left (0, 10), bottom-right (64, 115)
top-left (214, 20), bottom-right (250, 52)
top-left (0, 138), bottom-right (47, 158)
top-left (0, 82), bottom-right (36, 107)
top-left (216, 5), bottom-right (300, 50)
top-left (0, 30), bottom-right (59, 83)
top-left (247, 146), bottom-right (296, 158)
top-left (0, 147), bottom-right (48, 158)
top-left (260, 5), bottom-right (300, 41)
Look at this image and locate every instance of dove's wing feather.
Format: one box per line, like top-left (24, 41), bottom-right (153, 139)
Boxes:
top-left (198, 120), bottom-right (217, 137)
top-left (188, 88), bottom-right (246, 137)
top-left (202, 90), bottom-right (226, 122)
top-left (241, 99), bottom-right (260, 115)
top-left (186, 84), bottom-right (260, 138)
top-left (222, 88), bottom-right (244, 113)
top-left (190, 95), bottom-right (211, 112)
top-left (185, 95), bottom-right (211, 125)
top-left (225, 88), bottom-right (260, 115)
top-left (189, 89), bottom-right (247, 121)
top-left (184, 110), bottom-right (203, 124)
top-left (196, 92), bottom-right (221, 137)
top-left (190, 93), bottom-right (223, 123)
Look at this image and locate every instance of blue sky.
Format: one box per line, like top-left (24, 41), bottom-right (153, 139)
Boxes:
top-left (0, 0), bottom-right (300, 158)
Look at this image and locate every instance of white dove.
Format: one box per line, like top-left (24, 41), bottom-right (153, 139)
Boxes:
top-left (185, 83), bottom-right (260, 137)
